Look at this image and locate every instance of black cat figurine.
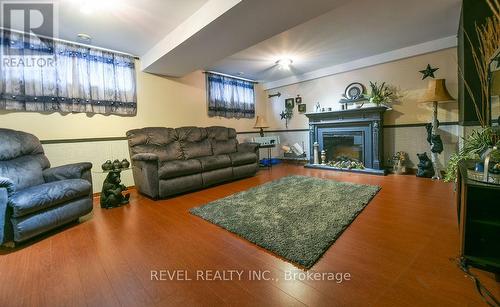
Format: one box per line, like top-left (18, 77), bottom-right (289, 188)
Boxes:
top-left (416, 152), bottom-right (435, 178)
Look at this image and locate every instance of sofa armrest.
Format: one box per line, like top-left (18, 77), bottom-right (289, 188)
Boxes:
top-left (237, 142), bottom-right (260, 154)
top-left (131, 154), bottom-right (160, 199)
top-left (0, 177), bottom-right (15, 196)
top-left (0, 187), bottom-right (13, 244)
top-left (131, 153), bottom-right (159, 162)
top-left (43, 162), bottom-right (93, 183)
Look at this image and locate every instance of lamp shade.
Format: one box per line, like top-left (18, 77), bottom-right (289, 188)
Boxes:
top-left (254, 116), bottom-right (269, 128)
top-left (421, 79), bottom-right (455, 103)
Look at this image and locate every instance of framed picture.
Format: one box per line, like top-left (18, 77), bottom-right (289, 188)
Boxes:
top-left (285, 98), bottom-right (295, 109)
top-left (298, 104), bottom-right (306, 113)
top-left (295, 96), bottom-right (302, 104)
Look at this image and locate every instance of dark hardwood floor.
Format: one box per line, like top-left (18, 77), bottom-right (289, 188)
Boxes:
top-left (1, 164), bottom-right (499, 306)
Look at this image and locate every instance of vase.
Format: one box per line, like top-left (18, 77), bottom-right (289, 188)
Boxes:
top-left (313, 142), bottom-right (319, 164)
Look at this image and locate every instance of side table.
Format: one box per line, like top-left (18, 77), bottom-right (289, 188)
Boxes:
top-left (94, 168), bottom-right (131, 209)
top-left (259, 144), bottom-right (276, 169)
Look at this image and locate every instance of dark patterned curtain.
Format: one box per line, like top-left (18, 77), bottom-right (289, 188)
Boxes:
top-left (0, 30), bottom-right (137, 115)
top-left (206, 72), bottom-right (255, 118)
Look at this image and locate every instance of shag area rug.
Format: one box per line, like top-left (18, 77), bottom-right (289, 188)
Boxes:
top-left (190, 175), bottom-right (380, 268)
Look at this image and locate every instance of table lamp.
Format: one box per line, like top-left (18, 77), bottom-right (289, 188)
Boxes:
top-left (421, 79), bottom-right (455, 179)
top-left (254, 116), bottom-right (269, 137)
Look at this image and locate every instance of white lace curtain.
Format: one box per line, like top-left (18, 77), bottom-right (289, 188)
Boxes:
top-left (206, 72), bottom-right (255, 118)
top-left (0, 30), bottom-right (137, 115)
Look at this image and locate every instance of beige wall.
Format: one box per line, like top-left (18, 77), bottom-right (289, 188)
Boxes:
top-left (259, 48), bottom-right (460, 170)
top-left (264, 48), bottom-right (459, 129)
top-left (0, 60), bottom-right (267, 140)
top-left (0, 61), bottom-right (268, 192)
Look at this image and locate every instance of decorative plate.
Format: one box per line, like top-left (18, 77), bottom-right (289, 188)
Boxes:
top-left (344, 82), bottom-right (365, 100)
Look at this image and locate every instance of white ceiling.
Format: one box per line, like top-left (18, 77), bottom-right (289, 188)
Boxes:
top-left (208, 0), bottom-right (462, 83)
top-left (55, 0), bottom-right (208, 56)
top-left (141, 0), bottom-right (349, 76)
top-left (7, 0), bottom-right (461, 85)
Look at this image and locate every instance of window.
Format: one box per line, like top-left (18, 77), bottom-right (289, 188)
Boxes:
top-left (206, 72), bottom-right (255, 118)
top-left (0, 30), bottom-right (137, 115)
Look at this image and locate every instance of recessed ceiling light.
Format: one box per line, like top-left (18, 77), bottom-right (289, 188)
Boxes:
top-left (276, 58), bottom-right (293, 69)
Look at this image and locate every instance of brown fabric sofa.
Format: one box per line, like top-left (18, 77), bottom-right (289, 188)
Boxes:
top-left (126, 126), bottom-right (259, 199)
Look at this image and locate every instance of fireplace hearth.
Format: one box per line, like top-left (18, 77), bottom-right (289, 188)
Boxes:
top-left (305, 106), bottom-right (387, 175)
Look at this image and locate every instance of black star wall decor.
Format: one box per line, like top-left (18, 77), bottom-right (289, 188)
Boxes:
top-left (419, 64), bottom-right (439, 80)
top-left (280, 110), bottom-right (287, 120)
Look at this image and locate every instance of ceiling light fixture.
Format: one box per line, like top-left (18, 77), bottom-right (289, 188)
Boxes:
top-left (77, 33), bottom-right (92, 42)
top-left (276, 58), bottom-right (293, 69)
top-left (276, 58), bottom-right (293, 70)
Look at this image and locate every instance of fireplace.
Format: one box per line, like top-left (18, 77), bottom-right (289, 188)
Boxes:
top-left (305, 106), bottom-right (387, 175)
top-left (325, 133), bottom-right (363, 162)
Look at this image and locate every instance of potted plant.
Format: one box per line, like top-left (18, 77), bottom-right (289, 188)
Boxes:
top-left (445, 127), bottom-right (500, 182)
top-left (367, 81), bottom-right (396, 108)
top-left (445, 0), bottom-right (500, 182)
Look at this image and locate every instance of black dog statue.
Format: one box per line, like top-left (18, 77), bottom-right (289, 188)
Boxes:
top-left (100, 171), bottom-right (130, 209)
top-left (416, 152), bottom-right (435, 178)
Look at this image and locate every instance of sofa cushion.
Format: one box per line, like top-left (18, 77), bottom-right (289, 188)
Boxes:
top-left (0, 128), bottom-right (47, 163)
top-left (176, 127), bottom-right (212, 159)
top-left (211, 139), bottom-right (238, 155)
top-left (9, 179), bottom-right (91, 217)
top-left (181, 139), bottom-right (212, 159)
top-left (158, 160), bottom-right (202, 180)
top-left (127, 127), bottom-right (177, 147)
top-left (207, 126), bottom-right (238, 155)
top-left (206, 126), bottom-right (236, 141)
top-left (176, 127), bottom-right (207, 142)
top-left (0, 156), bottom-right (45, 191)
top-left (127, 127), bottom-right (182, 162)
top-left (229, 152), bottom-right (257, 166)
top-left (196, 155), bottom-right (231, 171)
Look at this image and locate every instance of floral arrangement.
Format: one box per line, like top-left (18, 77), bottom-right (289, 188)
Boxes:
top-left (367, 81), bottom-right (395, 105)
top-left (391, 151), bottom-right (408, 163)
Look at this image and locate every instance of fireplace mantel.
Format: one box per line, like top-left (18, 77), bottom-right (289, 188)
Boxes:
top-left (305, 106), bottom-right (388, 124)
top-left (305, 106), bottom-right (387, 175)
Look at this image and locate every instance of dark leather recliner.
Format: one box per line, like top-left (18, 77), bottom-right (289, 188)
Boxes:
top-left (126, 126), bottom-right (260, 199)
top-left (0, 128), bottom-right (93, 244)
